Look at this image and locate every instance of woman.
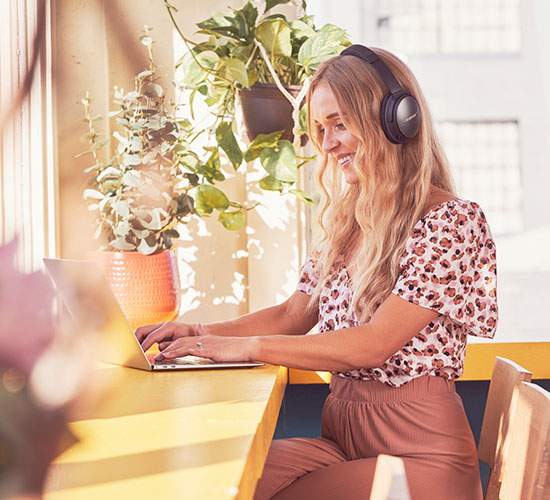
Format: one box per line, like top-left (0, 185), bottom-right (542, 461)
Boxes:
top-left (135, 46), bottom-right (497, 500)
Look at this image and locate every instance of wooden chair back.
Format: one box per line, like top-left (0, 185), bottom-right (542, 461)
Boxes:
top-left (369, 454), bottom-right (411, 500)
top-left (489, 382), bottom-right (550, 500)
top-left (478, 356), bottom-right (532, 468)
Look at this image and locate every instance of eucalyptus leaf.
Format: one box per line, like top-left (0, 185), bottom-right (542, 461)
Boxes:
top-left (137, 70), bottom-right (153, 80)
top-left (260, 140), bottom-right (298, 182)
top-left (137, 238), bottom-right (158, 255)
top-left (256, 18), bottom-right (292, 57)
top-left (124, 154), bottom-right (141, 167)
top-left (218, 210), bottom-right (246, 230)
top-left (216, 122), bottom-right (243, 169)
top-left (122, 170), bottom-right (141, 187)
top-left (110, 236), bottom-right (136, 251)
top-left (140, 208), bottom-right (162, 230)
top-left (113, 219), bottom-right (131, 236)
top-left (112, 200), bottom-right (130, 219)
top-left (83, 189), bottom-right (105, 200)
top-left (97, 166), bottom-right (122, 182)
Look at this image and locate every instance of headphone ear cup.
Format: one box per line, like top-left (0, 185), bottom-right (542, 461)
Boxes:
top-left (380, 92), bottom-right (421, 144)
top-left (380, 92), bottom-right (401, 144)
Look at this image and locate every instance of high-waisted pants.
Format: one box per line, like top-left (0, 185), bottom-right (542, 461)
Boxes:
top-left (254, 375), bottom-right (483, 500)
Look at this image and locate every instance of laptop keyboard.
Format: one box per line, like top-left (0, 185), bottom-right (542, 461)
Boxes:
top-left (147, 353), bottom-right (216, 366)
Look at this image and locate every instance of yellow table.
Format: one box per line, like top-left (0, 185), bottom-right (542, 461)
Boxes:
top-left (44, 364), bottom-right (287, 500)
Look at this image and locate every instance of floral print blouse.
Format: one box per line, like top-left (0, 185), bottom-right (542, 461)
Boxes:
top-left (297, 199), bottom-right (498, 387)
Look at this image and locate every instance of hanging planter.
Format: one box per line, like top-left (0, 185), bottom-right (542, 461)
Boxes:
top-left (240, 83), bottom-right (303, 142)
top-left (88, 250), bottom-right (181, 330)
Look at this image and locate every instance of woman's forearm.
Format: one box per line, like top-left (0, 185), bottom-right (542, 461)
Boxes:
top-left (250, 327), bottom-right (382, 372)
top-left (204, 291), bottom-right (317, 338)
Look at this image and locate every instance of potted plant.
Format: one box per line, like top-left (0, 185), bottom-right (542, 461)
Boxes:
top-left (165, 0), bottom-right (349, 200)
top-left (80, 28), bottom-right (248, 328)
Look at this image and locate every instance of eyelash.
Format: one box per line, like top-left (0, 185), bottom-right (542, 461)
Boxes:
top-left (318, 122), bottom-right (346, 135)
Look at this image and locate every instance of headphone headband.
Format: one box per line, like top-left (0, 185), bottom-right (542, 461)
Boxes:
top-left (340, 45), bottom-right (402, 95)
top-left (339, 44), bottom-right (421, 144)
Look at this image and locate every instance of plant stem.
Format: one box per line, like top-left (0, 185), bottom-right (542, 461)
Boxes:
top-left (163, 0), bottom-right (234, 86)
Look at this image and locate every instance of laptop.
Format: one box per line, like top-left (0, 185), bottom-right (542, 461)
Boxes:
top-left (43, 258), bottom-right (263, 371)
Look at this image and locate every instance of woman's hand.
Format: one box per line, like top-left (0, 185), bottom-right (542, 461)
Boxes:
top-left (154, 335), bottom-right (260, 363)
top-left (135, 322), bottom-right (197, 352)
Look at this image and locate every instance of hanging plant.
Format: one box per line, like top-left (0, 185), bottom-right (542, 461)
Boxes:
top-left (165, 0), bottom-right (350, 203)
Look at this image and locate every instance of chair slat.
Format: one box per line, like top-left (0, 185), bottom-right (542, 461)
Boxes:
top-left (497, 382), bottom-right (550, 500)
top-left (478, 356), bottom-right (532, 467)
top-left (369, 454), bottom-right (411, 500)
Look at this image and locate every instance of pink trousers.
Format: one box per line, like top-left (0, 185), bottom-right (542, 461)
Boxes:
top-left (254, 375), bottom-right (482, 500)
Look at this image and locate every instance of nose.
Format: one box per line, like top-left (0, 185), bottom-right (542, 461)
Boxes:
top-left (321, 129), bottom-right (339, 154)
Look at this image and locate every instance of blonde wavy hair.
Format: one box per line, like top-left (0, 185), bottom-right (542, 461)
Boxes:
top-left (307, 47), bottom-right (455, 323)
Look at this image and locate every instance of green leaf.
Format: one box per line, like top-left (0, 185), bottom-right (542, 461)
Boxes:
top-left (255, 18), bottom-right (292, 57)
top-left (218, 210), bottom-right (246, 230)
top-left (289, 188), bottom-right (314, 205)
top-left (226, 58), bottom-right (249, 87)
top-left (260, 140), bottom-right (298, 183)
top-left (259, 174), bottom-right (284, 191)
top-left (216, 122), bottom-right (243, 169)
top-left (265, 0), bottom-right (292, 12)
top-left (290, 19), bottom-right (316, 40)
top-left (183, 51), bottom-right (219, 86)
top-left (195, 184), bottom-right (229, 216)
top-left (244, 130), bottom-right (283, 162)
top-left (298, 26), bottom-right (349, 72)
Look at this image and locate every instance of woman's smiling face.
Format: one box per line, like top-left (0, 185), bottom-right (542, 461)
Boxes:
top-left (311, 81), bottom-right (360, 185)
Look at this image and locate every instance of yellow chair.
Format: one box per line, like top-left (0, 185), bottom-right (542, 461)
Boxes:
top-left (478, 356), bottom-right (532, 499)
top-left (369, 454), bottom-right (411, 500)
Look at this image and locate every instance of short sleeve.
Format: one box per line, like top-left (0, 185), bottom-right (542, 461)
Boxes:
top-left (297, 254), bottom-right (319, 296)
top-left (392, 201), bottom-right (498, 338)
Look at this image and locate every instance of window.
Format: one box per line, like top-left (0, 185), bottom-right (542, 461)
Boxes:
top-left (376, 0), bottom-right (521, 54)
top-left (0, 0), bottom-right (56, 271)
top-left (437, 121), bottom-right (522, 235)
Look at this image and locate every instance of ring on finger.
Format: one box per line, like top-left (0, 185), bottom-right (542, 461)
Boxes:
top-left (196, 342), bottom-right (204, 350)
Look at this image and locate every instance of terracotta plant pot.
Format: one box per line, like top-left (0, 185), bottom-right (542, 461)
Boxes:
top-left (88, 250), bottom-right (181, 330)
top-left (239, 83), bottom-right (307, 144)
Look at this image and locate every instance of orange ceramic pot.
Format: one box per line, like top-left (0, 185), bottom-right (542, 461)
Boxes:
top-left (88, 250), bottom-right (181, 330)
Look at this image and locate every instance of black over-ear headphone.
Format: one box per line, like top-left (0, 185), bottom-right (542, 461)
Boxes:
top-left (340, 45), bottom-right (421, 144)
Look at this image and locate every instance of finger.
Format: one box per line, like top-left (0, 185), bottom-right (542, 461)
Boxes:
top-left (159, 340), bottom-right (214, 360)
top-left (140, 323), bottom-right (179, 352)
top-left (135, 322), bottom-right (166, 342)
top-left (158, 341), bottom-right (172, 351)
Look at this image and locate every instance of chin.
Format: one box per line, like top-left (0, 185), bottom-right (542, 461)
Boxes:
top-left (344, 173), bottom-right (359, 185)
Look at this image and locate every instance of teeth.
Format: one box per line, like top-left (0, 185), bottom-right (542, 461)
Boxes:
top-left (338, 155), bottom-right (353, 165)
